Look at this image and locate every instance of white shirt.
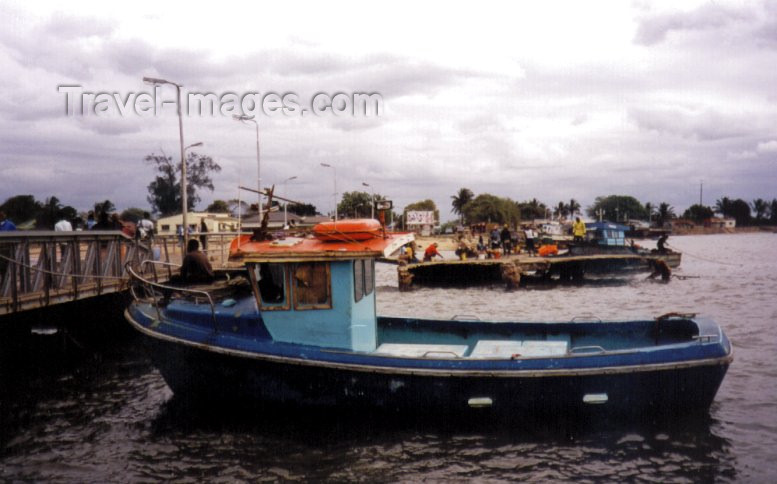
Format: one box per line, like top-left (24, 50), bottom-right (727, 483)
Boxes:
top-left (54, 219), bottom-right (73, 231)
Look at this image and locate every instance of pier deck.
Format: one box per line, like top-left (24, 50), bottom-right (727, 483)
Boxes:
top-left (398, 252), bottom-right (677, 290)
top-left (0, 232), bottom-right (238, 316)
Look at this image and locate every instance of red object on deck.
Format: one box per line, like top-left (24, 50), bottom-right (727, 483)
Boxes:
top-left (312, 219), bottom-right (383, 241)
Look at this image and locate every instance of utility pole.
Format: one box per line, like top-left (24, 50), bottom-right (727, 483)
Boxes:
top-left (700, 179), bottom-right (703, 206)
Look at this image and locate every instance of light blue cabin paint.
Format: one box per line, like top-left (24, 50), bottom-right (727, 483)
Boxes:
top-left (260, 260), bottom-right (377, 352)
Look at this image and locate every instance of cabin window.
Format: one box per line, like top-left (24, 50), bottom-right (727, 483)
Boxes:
top-left (354, 260), bottom-right (364, 302)
top-left (353, 259), bottom-right (375, 303)
top-left (365, 259), bottom-right (374, 295)
top-left (254, 263), bottom-right (288, 310)
top-left (293, 262), bottom-right (331, 310)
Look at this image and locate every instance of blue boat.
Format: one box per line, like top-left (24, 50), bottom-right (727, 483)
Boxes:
top-left (125, 220), bottom-right (731, 416)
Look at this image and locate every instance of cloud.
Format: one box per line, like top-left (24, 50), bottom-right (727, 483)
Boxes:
top-left (634, 3), bottom-right (754, 46)
top-left (628, 106), bottom-right (753, 141)
top-left (756, 139), bottom-right (777, 153)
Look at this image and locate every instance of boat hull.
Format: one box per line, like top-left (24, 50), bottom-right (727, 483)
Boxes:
top-left (138, 327), bottom-right (729, 417)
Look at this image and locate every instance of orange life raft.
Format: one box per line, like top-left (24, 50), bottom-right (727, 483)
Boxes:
top-left (312, 219), bottom-right (383, 241)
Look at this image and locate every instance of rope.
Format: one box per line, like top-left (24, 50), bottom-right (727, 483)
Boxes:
top-left (0, 253), bottom-right (132, 281)
top-left (665, 243), bottom-right (741, 267)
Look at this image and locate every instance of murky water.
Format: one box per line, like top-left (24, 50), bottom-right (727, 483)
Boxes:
top-left (1, 233), bottom-right (775, 482)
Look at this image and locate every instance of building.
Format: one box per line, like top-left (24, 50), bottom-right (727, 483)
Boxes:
top-left (155, 212), bottom-right (239, 236)
top-left (706, 217), bottom-right (736, 229)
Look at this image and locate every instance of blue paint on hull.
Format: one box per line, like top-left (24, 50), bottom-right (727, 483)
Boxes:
top-left (126, 302), bottom-right (731, 416)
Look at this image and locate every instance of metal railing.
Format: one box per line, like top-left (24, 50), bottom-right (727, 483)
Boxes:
top-left (0, 231), bottom-right (161, 314)
top-left (126, 261), bottom-right (217, 331)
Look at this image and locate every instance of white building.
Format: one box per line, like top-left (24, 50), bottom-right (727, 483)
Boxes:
top-left (155, 212), bottom-right (239, 236)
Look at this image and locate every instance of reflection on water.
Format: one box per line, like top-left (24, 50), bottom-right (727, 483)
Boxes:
top-left (1, 233), bottom-right (776, 481)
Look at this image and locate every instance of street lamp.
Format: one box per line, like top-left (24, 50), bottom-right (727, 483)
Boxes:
top-left (143, 76), bottom-right (188, 243)
top-left (362, 182), bottom-right (375, 219)
top-left (320, 163), bottom-right (337, 221)
top-left (233, 114), bottom-right (262, 223)
top-left (283, 176), bottom-right (297, 229)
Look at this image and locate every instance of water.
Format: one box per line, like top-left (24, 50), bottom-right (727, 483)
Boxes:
top-left (1, 233), bottom-right (775, 482)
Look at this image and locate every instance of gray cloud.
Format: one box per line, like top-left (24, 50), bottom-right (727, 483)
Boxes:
top-left (634, 3), bottom-right (755, 46)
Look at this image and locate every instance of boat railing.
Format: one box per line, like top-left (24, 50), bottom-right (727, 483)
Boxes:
top-left (125, 261), bottom-right (217, 331)
top-left (693, 334), bottom-right (720, 343)
top-left (569, 345), bottom-right (607, 354)
top-left (570, 315), bottom-right (603, 323)
top-left (451, 314), bottom-right (481, 321)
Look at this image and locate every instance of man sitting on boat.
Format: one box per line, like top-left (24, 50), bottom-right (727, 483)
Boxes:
top-left (180, 239), bottom-right (215, 284)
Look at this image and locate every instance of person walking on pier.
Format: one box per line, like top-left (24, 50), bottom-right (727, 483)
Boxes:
top-left (199, 219), bottom-right (209, 251)
top-left (523, 225), bottom-right (537, 256)
top-left (137, 212), bottom-right (154, 242)
top-left (501, 224), bottom-right (513, 255)
top-left (573, 217), bottom-right (586, 243)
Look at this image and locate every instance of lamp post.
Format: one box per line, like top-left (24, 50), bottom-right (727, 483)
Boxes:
top-left (233, 114), bottom-right (262, 223)
top-left (320, 163), bottom-right (337, 221)
top-left (143, 76), bottom-right (188, 243)
top-left (283, 176), bottom-right (297, 229)
top-left (362, 182), bottom-right (375, 219)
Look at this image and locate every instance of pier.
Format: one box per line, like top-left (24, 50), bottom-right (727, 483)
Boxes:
top-left (0, 231), bottom-right (238, 316)
top-left (398, 252), bottom-right (676, 290)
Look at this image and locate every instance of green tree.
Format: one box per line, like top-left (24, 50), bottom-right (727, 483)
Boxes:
top-left (644, 202), bottom-right (655, 223)
top-left (751, 198), bottom-right (768, 222)
top-left (586, 195), bottom-right (647, 222)
top-left (337, 191), bottom-right (375, 218)
top-left (451, 188), bottom-right (474, 224)
top-left (94, 199), bottom-right (116, 215)
top-left (568, 198), bottom-right (581, 218)
top-left (729, 199), bottom-right (752, 226)
top-left (120, 207), bottom-right (146, 223)
top-left (517, 198), bottom-right (548, 221)
top-left (715, 197), bottom-right (733, 217)
top-left (682, 204), bottom-right (714, 223)
top-left (770, 199), bottom-right (777, 224)
top-left (287, 203), bottom-right (318, 216)
top-left (36, 196), bottom-right (74, 229)
top-left (145, 151), bottom-right (222, 216)
top-left (655, 202), bottom-right (675, 227)
top-left (206, 200), bottom-right (231, 213)
top-left (463, 194), bottom-right (521, 226)
top-left (553, 201), bottom-right (568, 220)
top-left (0, 195), bottom-right (42, 224)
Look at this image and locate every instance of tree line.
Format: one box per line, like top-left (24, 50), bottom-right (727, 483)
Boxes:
top-left (448, 189), bottom-right (777, 227)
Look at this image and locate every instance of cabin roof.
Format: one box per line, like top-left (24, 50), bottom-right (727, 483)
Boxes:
top-left (585, 221), bottom-right (629, 232)
top-left (230, 232), bottom-right (414, 262)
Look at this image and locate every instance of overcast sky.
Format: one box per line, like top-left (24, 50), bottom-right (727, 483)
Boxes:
top-left (1, 0), bottom-right (776, 221)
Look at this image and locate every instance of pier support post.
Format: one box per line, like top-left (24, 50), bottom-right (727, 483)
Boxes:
top-left (501, 262), bottom-right (521, 290)
top-left (397, 261), bottom-right (414, 291)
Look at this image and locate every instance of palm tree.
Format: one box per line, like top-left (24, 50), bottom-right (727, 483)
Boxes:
top-left (644, 202), bottom-right (655, 223)
top-left (715, 197), bottom-right (732, 217)
top-left (451, 188), bottom-right (474, 224)
top-left (656, 202), bottom-right (675, 227)
top-left (568, 199), bottom-right (581, 219)
top-left (751, 198), bottom-right (768, 222)
top-left (553, 201), bottom-right (568, 220)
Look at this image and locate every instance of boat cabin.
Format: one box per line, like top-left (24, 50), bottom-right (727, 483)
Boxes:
top-left (585, 221), bottom-right (629, 247)
top-left (231, 226), bottom-right (413, 353)
top-left (245, 254), bottom-right (378, 352)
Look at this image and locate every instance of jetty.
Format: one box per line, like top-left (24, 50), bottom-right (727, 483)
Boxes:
top-left (0, 231), bottom-right (237, 316)
top-left (397, 252), bottom-right (677, 290)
